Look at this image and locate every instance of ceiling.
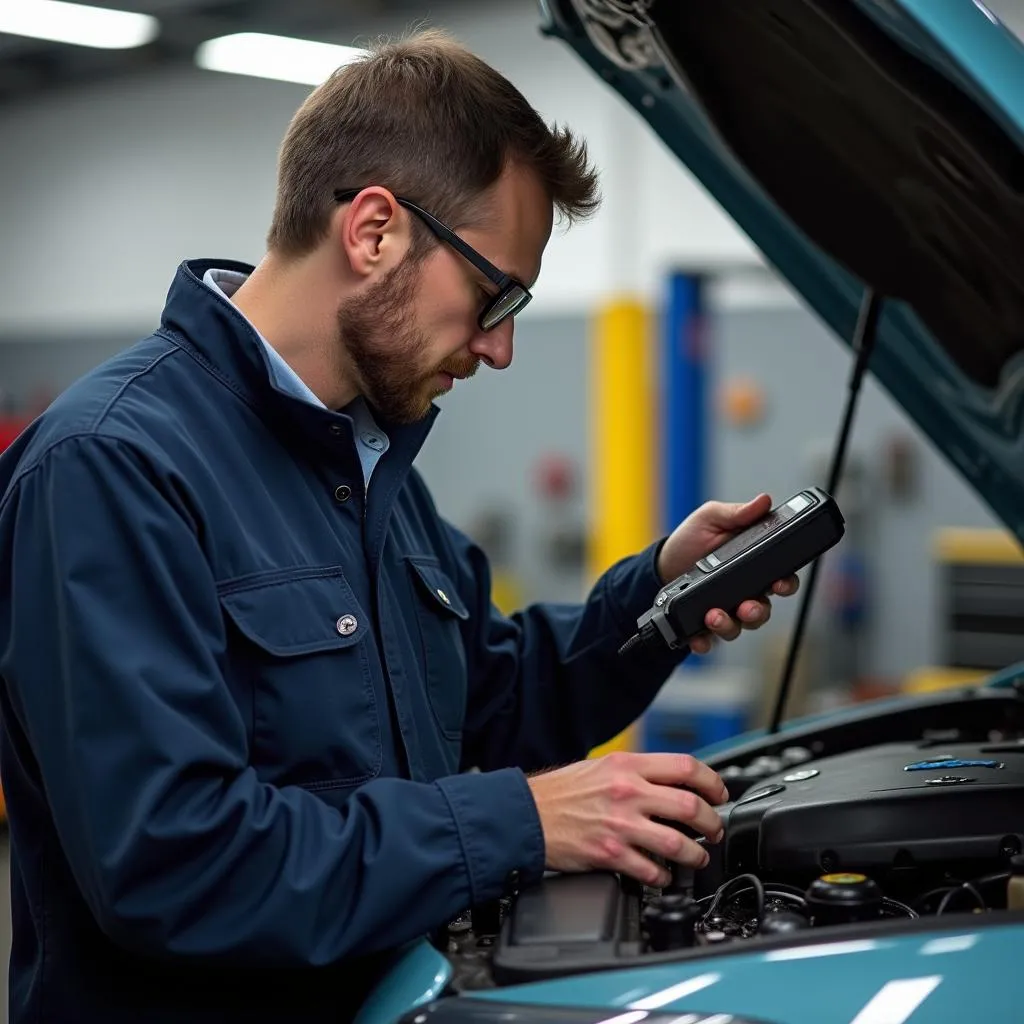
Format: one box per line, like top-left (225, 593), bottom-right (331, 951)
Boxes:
top-left (2, 0), bottom-right (1023, 106)
top-left (0, 0), bottom-right (482, 104)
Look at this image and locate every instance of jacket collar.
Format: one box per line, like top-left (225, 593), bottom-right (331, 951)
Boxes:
top-left (159, 257), bottom-right (439, 479)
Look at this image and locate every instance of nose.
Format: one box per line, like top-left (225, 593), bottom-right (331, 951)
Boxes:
top-left (469, 318), bottom-right (514, 371)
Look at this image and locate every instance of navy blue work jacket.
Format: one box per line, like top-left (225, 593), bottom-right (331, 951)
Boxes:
top-left (0, 259), bottom-right (681, 1022)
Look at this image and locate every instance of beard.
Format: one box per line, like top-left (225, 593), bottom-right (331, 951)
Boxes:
top-left (338, 253), bottom-right (479, 425)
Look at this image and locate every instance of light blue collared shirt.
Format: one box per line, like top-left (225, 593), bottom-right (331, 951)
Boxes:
top-left (202, 268), bottom-right (390, 486)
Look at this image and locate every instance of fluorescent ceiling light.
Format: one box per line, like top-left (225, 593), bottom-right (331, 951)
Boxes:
top-left (0, 0), bottom-right (159, 50)
top-left (195, 32), bottom-right (366, 87)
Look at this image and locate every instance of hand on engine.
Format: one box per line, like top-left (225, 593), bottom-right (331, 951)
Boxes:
top-left (526, 751), bottom-right (729, 888)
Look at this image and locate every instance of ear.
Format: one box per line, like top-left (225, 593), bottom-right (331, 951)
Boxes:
top-left (335, 188), bottom-right (410, 279)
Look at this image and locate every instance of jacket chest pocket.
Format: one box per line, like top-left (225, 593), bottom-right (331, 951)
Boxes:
top-left (406, 557), bottom-right (470, 739)
top-left (218, 569), bottom-right (381, 790)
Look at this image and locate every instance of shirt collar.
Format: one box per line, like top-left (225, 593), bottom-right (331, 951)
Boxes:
top-left (201, 267), bottom-right (328, 410)
top-left (160, 259), bottom-right (436, 472)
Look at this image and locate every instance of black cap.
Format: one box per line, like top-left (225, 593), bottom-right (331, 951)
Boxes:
top-left (643, 894), bottom-right (701, 952)
top-left (806, 873), bottom-right (883, 926)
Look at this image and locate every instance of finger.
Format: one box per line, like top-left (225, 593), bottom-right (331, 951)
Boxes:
top-left (689, 632), bottom-right (714, 656)
top-left (644, 782), bottom-right (724, 842)
top-left (697, 493), bottom-right (770, 532)
top-left (736, 598), bottom-right (771, 626)
top-left (626, 752), bottom-right (729, 804)
top-left (705, 610), bottom-right (742, 641)
top-left (772, 575), bottom-right (800, 596)
top-left (628, 819), bottom-right (712, 870)
top-left (602, 840), bottom-right (673, 888)
top-left (723, 492), bottom-right (771, 527)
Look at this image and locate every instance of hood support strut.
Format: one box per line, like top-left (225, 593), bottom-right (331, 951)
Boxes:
top-left (769, 288), bottom-right (883, 733)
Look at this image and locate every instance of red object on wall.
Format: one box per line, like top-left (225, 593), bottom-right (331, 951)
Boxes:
top-left (534, 454), bottom-right (576, 502)
top-left (0, 416), bottom-right (27, 820)
top-left (0, 417), bottom-right (28, 453)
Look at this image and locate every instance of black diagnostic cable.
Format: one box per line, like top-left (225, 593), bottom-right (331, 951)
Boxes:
top-left (936, 882), bottom-right (987, 915)
top-left (697, 877), bottom-right (917, 932)
top-left (881, 897), bottom-right (918, 919)
top-left (701, 874), bottom-right (767, 926)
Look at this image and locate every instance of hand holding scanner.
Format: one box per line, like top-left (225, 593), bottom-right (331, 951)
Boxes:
top-left (621, 487), bottom-right (845, 655)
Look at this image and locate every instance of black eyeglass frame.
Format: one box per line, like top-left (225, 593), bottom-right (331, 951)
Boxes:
top-left (334, 188), bottom-right (532, 331)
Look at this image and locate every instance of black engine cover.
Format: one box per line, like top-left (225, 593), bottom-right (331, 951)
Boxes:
top-left (717, 741), bottom-right (1024, 879)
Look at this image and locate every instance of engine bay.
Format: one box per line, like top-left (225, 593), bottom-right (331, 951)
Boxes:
top-left (439, 685), bottom-right (1024, 991)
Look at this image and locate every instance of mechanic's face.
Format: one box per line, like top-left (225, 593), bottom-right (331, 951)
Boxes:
top-left (338, 165), bottom-right (551, 424)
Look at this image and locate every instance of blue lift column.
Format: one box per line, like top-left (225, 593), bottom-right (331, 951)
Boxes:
top-left (644, 270), bottom-right (748, 753)
top-left (661, 271), bottom-right (708, 543)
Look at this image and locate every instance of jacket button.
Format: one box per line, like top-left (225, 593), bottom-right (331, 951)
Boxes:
top-left (329, 424), bottom-right (343, 436)
top-left (334, 484), bottom-right (352, 503)
top-left (336, 614), bottom-right (358, 636)
top-left (437, 588), bottom-right (450, 605)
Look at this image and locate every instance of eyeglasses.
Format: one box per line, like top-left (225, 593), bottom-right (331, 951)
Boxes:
top-left (334, 188), bottom-right (532, 331)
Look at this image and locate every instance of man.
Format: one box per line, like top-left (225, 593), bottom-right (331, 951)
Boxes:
top-left (0, 29), bottom-right (797, 1024)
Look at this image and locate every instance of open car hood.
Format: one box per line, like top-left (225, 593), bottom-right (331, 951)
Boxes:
top-left (540, 0), bottom-right (1024, 541)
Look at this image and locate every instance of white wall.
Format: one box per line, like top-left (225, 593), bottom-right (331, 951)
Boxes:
top-left (0, 0), bottom-right (767, 338)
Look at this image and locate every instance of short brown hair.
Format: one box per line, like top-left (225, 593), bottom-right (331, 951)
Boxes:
top-left (266, 28), bottom-right (601, 257)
